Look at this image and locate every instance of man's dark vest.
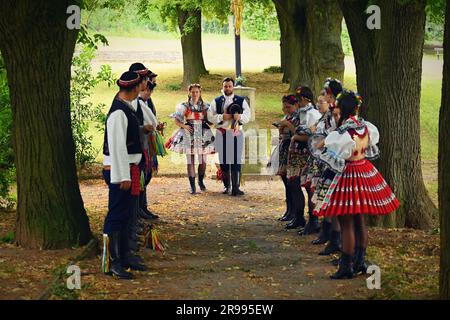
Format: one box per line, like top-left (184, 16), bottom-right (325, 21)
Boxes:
top-left (103, 98), bottom-right (142, 156)
top-left (214, 95), bottom-right (245, 115)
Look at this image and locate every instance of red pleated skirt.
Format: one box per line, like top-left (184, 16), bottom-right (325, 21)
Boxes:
top-left (316, 159), bottom-right (400, 217)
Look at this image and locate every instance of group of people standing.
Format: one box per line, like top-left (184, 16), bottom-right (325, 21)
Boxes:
top-left (270, 78), bottom-right (400, 279)
top-left (100, 61), bottom-right (400, 281)
top-left (101, 67), bottom-right (251, 279)
top-left (165, 77), bottom-right (251, 196)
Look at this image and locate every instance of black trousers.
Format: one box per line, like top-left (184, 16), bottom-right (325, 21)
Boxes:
top-left (216, 129), bottom-right (243, 174)
top-left (103, 170), bottom-right (133, 234)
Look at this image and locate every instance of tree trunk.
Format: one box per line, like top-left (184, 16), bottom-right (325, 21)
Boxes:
top-left (275, 3), bottom-right (289, 83)
top-left (439, 0), bottom-right (450, 300)
top-left (0, 0), bottom-right (92, 249)
top-left (273, 0), bottom-right (345, 95)
top-left (177, 7), bottom-right (208, 87)
top-left (340, 0), bottom-right (435, 229)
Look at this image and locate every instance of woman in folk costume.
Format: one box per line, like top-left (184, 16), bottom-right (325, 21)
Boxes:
top-left (285, 86), bottom-right (322, 233)
top-left (101, 71), bottom-right (148, 280)
top-left (310, 78), bottom-right (344, 256)
top-left (272, 95), bottom-right (302, 222)
top-left (315, 90), bottom-right (399, 279)
top-left (166, 84), bottom-right (215, 194)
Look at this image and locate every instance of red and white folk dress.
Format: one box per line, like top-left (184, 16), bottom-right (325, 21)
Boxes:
top-left (315, 116), bottom-right (400, 217)
top-left (166, 101), bottom-right (215, 155)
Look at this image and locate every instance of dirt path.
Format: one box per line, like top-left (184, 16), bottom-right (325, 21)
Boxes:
top-left (76, 177), bottom-right (375, 300)
top-left (0, 176), bottom-right (439, 300)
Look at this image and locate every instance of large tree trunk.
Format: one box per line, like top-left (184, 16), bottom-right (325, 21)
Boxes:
top-left (273, 0), bottom-right (345, 95)
top-left (177, 7), bottom-right (208, 87)
top-left (439, 0), bottom-right (450, 300)
top-left (0, 0), bottom-right (92, 249)
top-left (340, 0), bottom-right (434, 229)
top-left (275, 3), bottom-right (289, 83)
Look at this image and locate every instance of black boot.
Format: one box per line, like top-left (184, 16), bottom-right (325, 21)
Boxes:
top-left (231, 170), bottom-right (244, 196)
top-left (104, 231), bottom-right (133, 279)
top-left (120, 227), bottom-right (147, 272)
top-left (138, 188), bottom-right (159, 220)
top-left (189, 177), bottom-right (196, 194)
top-left (353, 247), bottom-right (368, 275)
top-left (298, 212), bottom-right (321, 236)
top-left (222, 171), bottom-right (231, 194)
top-left (330, 253), bottom-right (354, 280)
top-left (198, 174), bottom-right (206, 191)
top-left (285, 215), bottom-right (306, 229)
top-left (319, 230), bottom-right (341, 256)
top-left (278, 178), bottom-right (293, 221)
top-left (312, 220), bottom-right (332, 245)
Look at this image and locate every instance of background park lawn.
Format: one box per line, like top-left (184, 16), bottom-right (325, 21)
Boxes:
top-left (87, 34), bottom-right (442, 206)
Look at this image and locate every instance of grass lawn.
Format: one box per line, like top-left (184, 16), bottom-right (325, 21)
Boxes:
top-left (85, 35), bottom-right (441, 204)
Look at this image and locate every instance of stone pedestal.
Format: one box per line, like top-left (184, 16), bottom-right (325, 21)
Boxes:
top-left (234, 86), bottom-right (256, 122)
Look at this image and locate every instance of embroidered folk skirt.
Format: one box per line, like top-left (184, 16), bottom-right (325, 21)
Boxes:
top-left (165, 121), bottom-right (215, 155)
top-left (315, 159), bottom-right (400, 217)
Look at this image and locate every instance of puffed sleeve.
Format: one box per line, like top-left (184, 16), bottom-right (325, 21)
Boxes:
top-left (169, 102), bottom-right (187, 123)
top-left (319, 131), bottom-right (356, 173)
top-left (365, 121), bottom-right (380, 160)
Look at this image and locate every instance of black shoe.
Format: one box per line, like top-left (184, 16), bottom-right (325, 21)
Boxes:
top-left (298, 214), bottom-right (320, 236)
top-left (198, 174), bottom-right (206, 191)
top-left (330, 253), bottom-right (354, 280)
top-left (312, 220), bottom-right (332, 245)
top-left (285, 216), bottom-right (306, 230)
top-left (231, 170), bottom-right (244, 196)
top-left (189, 177), bottom-right (196, 194)
top-left (331, 257), bottom-right (340, 266)
top-left (278, 210), bottom-right (293, 222)
top-left (222, 186), bottom-right (231, 195)
top-left (105, 232), bottom-right (133, 279)
top-left (122, 252), bottom-right (148, 272)
top-left (231, 188), bottom-right (245, 196)
top-left (138, 208), bottom-right (159, 220)
top-left (318, 231), bottom-right (341, 255)
top-left (353, 247), bottom-right (368, 275)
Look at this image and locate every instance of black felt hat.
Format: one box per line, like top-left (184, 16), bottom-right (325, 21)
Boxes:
top-left (129, 62), bottom-right (150, 77)
top-left (117, 71), bottom-right (141, 89)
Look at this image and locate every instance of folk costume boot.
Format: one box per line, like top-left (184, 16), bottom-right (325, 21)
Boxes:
top-left (311, 220), bottom-right (332, 245)
top-left (353, 247), bottom-right (368, 275)
top-left (198, 174), bottom-right (206, 192)
top-left (138, 189), bottom-right (159, 220)
top-left (298, 211), bottom-right (321, 236)
top-left (319, 230), bottom-right (341, 256)
top-left (279, 182), bottom-right (293, 222)
top-left (285, 180), bottom-right (306, 229)
top-left (222, 170), bottom-right (231, 195)
top-left (102, 232), bottom-right (133, 280)
top-left (120, 228), bottom-right (147, 272)
top-left (231, 170), bottom-right (245, 196)
top-left (189, 177), bottom-right (196, 194)
top-left (330, 253), bottom-right (354, 280)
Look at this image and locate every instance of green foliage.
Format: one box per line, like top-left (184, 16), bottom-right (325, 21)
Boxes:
top-left (263, 66), bottom-right (282, 73)
top-left (0, 54), bottom-right (14, 199)
top-left (0, 231), bottom-right (14, 244)
top-left (71, 46), bottom-right (115, 167)
top-left (243, 0), bottom-right (280, 40)
top-left (166, 83), bottom-right (182, 91)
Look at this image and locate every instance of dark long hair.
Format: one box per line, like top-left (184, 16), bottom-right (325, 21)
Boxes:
top-left (336, 90), bottom-right (361, 127)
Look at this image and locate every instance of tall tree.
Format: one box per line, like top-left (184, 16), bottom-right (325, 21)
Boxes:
top-left (339, 0), bottom-right (435, 229)
top-left (177, 6), bottom-right (208, 86)
top-left (439, 0), bottom-right (450, 300)
top-left (273, 0), bottom-right (345, 94)
top-left (0, 0), bottom-right (92, 248)
top-left (141, 0), bottom-right (230, 86)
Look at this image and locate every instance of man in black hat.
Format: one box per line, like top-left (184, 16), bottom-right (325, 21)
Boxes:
top-left (208, 77), bottom-right (251, 196)
top-left (129, 63), bottom-right (160, 222)
top-left (101, 71), bottom-right (147, 280)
